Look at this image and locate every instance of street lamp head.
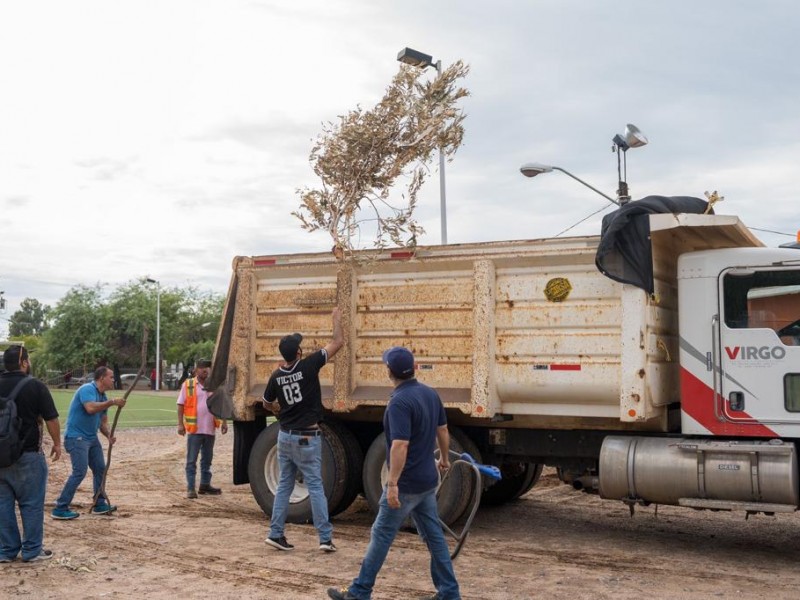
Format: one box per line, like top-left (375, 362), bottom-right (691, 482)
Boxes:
top-left (397, 47), bottom-right (435, 69)
top-left (145, 277), bottom-right (158, 285)
top-left (519, 162), bottom-right (555, 178)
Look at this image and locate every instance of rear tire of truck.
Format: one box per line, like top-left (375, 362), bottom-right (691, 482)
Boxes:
top-left (362, 427), bottom-right (475, 526)
top-left (480, 462), bottom-right (543, 506)
top-left (324, 419), bottom-right (364, 516)
top-left (247, 421), bottom-right (346, 523)
top-left (446, 427), bottom-right (482, 523)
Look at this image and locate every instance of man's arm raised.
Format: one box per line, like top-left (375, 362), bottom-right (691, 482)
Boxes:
top-left (323, 307), bottom-right (344, 359)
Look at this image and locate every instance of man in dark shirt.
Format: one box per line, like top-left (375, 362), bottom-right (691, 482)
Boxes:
top-left (328, 346), bottom-right (460, 600)
top-left (261, 308), bottom-right (343, 553)
top-left (0, 345), bottom-right (61, 563)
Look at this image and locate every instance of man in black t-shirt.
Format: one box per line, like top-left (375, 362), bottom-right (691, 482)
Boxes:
top-left (0, 345), bottom-right (61, 564)
top-left (262, 308), bottom-right (343, 553)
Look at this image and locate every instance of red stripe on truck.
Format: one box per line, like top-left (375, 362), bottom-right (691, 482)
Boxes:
top-left (550, 364), bottom-right (581, 371)
top-left (680, 367), bottom-right (777, 437)
top-left (253, 259), bottom-right (276, 266)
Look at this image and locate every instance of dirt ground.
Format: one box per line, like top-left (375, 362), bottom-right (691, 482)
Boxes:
top-left (5, 428), bottom-right (800, 600)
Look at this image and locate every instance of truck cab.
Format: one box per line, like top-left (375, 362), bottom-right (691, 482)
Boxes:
top-left (678, 247), bottom-right (800, 437)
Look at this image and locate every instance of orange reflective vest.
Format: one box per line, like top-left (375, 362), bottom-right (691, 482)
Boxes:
top-left (182, 378), bottom-right (220, 434)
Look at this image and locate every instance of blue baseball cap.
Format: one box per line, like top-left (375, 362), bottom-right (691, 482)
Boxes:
top-left (382, 346), bottom-right (415, 378)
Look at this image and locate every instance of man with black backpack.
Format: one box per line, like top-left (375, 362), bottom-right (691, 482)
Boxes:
top-left (0, 345), bottom-right (61, 564)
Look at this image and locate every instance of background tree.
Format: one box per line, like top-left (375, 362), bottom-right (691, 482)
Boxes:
top-left (294, 62), bottom-right (469, 256)
top-left (39, 285), bottom-right (109, 373)
top-left (37, 280), bottom-right (223, 382)
top-left (8, 298), bottom-right (50, 336)
top-left (165, 288), bottom-right (223, 365)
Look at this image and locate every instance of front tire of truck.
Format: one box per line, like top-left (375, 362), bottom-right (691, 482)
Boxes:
top-left (362, 427), bottom-right (477, 526)
top-left (247, 421), bottom-right (346, 523)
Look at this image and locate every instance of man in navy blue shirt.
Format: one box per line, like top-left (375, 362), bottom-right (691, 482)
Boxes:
top-left (328, 346), bottom-right (461, 600)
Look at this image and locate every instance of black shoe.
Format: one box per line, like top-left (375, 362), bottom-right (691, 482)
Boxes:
top-left (319, 539), bottom-right (337, 553)
top-left (264, 536), bottom-right (294, 551)
top-left (327, 587), bottom-right (358, 600)
top-left (198, 484), bottom-right (221, 495)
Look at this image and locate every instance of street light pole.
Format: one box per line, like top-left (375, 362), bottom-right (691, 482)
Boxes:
top-left (146, 278), bottom-right (161, 391)
top-left (519, 163), bottom-right (618, 205)
top-left (397, 47), bottom-right (448, 244)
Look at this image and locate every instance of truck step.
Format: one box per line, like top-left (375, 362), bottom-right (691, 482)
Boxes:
top-left (678, 498), bottom-right (797, 513)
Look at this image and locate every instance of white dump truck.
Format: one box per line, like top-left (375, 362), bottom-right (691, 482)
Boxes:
top-left (209, 202), bottom-right (800, 525)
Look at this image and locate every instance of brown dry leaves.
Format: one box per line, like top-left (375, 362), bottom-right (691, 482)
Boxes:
top-left (293, 62), bottom-right (470, 259)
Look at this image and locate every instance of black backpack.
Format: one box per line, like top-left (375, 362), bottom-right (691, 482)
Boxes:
top-left (0, 376), bottom-right (32, 468)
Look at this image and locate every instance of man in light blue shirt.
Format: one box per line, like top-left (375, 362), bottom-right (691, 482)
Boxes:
top-left (51, 367), bottom-right (126, 520)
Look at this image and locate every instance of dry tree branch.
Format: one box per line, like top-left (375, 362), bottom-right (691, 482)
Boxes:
top-left (294, 61), bottom-right (470, 261)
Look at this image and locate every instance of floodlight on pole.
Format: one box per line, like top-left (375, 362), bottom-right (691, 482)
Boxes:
top-left (519, 162), bottom-right (618, 206)
top-left (145, 278), bottom-right (161, 391)
top-left (611, 123), bottom-right (648, 205)
top-left (397, 46), bottom-right (448, 244)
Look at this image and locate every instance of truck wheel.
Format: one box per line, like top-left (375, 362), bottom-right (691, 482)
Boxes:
top-left (324, 419), bottom-right (364, 516)
top-left (362, 433), bottom-right (389, 516)
top-left (362, 428), bottom-right (476, 526)
top-left (480, 462), bottom-right (543, 506)
top-left (513, 463), bottom-right (544, 500)
top-left (445, 427), bottom-right (482, 523)
top-left (247, 422), bottom-right (345, 523)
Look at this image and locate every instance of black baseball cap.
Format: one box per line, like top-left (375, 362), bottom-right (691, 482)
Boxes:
top-left (3, 345), bottom-right (28, 370)
top-left (279, 333), bottom-right (303, 362)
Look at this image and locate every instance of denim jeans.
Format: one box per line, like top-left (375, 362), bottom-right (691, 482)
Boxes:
top-left (55, 436), bottom-right (107, 509)
top-left (348, 486), bottom-right (460, 600)
top-left (269, 430), bottom-right (332, 542)
top-left (0, 451), bottom-right (48, 561)
top-left (186, 433), bottom-right (216, 490)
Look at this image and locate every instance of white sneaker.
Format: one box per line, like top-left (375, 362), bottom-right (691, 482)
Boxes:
top-left (24, 549), bottom-right (53, 563)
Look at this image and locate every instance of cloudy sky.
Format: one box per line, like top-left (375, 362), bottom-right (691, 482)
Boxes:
top-left (1, 0), bottom-right (798, 333)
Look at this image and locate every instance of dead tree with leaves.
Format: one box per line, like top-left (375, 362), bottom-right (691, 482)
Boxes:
top-left (294, 62), bottom-right (469, 258)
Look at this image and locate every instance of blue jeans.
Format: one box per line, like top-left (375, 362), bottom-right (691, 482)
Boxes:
top-left (186, 433), bottom-right (216, 490)
top-left (55, 436), bottom-right (107, 509)
top-left (348, 487), bottom-right (460, 600)
top-left (269, 430), bottom-right (332, 542)
top-left (0, 451), bottom-right (48, 561)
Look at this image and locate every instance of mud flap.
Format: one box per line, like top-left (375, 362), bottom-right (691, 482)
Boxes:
top-left (233, 418), bottom-right (266, 485)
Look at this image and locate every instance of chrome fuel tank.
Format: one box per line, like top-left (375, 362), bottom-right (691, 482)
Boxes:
top-left (599, 436), bottom-right (799, 507)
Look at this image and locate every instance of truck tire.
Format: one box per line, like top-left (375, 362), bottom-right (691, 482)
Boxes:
top-left (513, 462), bottom-right (544, 500)
top-left (324, 419), bottom-right (364, 516)
top-left (362, 428), bottom-right (475, 526)
top-left (247, 421), bottom-right (346, 523)
top-left (480, 462), bottom-right (543, 506)
top-left (446, 427), bottom-right (482, 523)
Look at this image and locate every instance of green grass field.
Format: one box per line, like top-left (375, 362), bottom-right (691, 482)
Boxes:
top-left (50, 389), bottom-right (178, 429)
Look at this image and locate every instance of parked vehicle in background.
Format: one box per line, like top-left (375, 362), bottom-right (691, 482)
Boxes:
top-left (120, 373), bottom-right (152, 389)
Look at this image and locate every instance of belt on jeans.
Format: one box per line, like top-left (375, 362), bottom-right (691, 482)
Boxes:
top-left (281, 428), bottom-right (322, 436)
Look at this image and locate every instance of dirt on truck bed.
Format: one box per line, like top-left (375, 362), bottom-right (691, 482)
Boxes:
top-left (5, 428), bottom-right (800, 600)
